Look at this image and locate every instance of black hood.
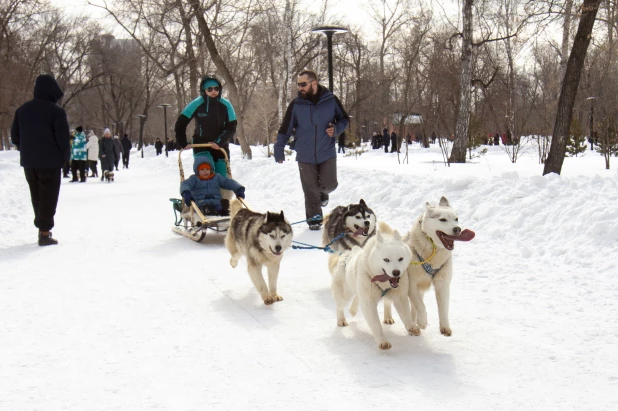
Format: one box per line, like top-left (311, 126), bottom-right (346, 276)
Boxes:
top-left (199, 75), bottom-right (223, 101)
top-left (33, 74), bottom-right (64, 103)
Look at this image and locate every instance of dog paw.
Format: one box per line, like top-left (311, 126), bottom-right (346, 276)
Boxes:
top-left (263, 297), bottom-right (275, 305)
top-left (379, 341), bottom-right (392, 350)
top-left (337, 319), bottom-right (348, 327)
top-left (230, 258), bottom-right (238, 268)
top-left (271, 294), bottom-right (283, 302)
top-left (417, 312), bottom-right (428, 329)
top-left (383, 318), bottom-right (395, 325)
top-left (408, 326), bottom-right (421, 336)
top-left (440, 326), bottom-right (452, 336)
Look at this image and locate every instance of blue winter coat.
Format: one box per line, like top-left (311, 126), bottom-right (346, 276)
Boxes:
top-left (179, 155), bottom-right (243, 208)
top-left (274, 86), bottom-right (349, 164)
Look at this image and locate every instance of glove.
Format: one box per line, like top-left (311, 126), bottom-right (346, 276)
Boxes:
top-left (235, 187), bottom-right (245, 199)
top-left (182, 191), bottom-right (193, 206)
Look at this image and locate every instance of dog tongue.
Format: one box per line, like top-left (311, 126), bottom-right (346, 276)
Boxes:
top-left (455, 229), bottom-right (475, 241)
top-left (353, 227), bottom-right (365, 237)
top-left (371, 274), bottom-right (391, 283)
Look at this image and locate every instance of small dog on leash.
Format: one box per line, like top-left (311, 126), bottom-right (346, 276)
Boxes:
top-left (225, 199), bottom-right (293, 305)
top-left (104, 170), bottom-right (114, 183)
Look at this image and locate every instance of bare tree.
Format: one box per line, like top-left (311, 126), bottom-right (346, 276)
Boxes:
top-left (544, 0), bottom-right (602, 175)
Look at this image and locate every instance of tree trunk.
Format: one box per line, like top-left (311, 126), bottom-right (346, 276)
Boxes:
top-left (449, 0), bottom-right (474, 164)
top-left (177, 1), bottom-right (199, 99)
top-left (544, 0), bottom-right (601, 175)
top-left (188, 0), bottom-right (252, 159)
top-left (559, 0), bottom-right (574, 83)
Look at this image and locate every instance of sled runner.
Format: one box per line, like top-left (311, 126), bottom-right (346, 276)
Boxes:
top-left (170, 143), bottom-right (233, 242)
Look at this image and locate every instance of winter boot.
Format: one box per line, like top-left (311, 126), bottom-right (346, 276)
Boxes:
top-left (38, 231), bottom-right (58, 246)
top-left (220, 199), bottom-right (230, 216)
top-left (320, 193), bottom-right (329, 207)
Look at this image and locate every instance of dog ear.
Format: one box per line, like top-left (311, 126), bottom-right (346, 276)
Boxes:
top-left (359, 199), bottom-right (366, 206)
top-left (392, 229), bottom-right (402, 241)
top-left (439, 196), bottom-right (450, 207)
top-left (279, 211), bottom-right (285, 220)
top-left (264, 213), bottom-right (270, 223)
top-left (376, 230), bottom-right (384, 243)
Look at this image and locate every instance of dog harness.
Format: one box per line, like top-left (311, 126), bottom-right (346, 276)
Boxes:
top-left (411, 234), bottom-right (442, 278)
top-left (414, 250), bottom-right (442, 278)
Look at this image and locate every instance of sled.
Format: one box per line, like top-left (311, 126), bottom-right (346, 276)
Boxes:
top-left (170, 143), bottom-right (232, 242)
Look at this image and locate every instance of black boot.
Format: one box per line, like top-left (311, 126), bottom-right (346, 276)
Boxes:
top-left (220, 199), bottom-right (230, 216)
top-left (38, 232), bottom-right (58, 246)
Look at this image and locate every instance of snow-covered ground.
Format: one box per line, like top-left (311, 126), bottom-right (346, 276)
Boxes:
top-left (1, 141), bottom-right (617, 410)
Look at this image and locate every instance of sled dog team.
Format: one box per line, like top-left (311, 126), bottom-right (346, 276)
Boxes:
top-left (224, 196), bottom-right (475, 350)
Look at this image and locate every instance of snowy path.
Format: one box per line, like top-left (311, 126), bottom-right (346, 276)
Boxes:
top-left (1, 145), bottom-right (617, 410)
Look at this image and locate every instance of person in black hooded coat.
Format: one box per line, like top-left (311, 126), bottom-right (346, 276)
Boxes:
top-left (11, 74), bottom-right (70, 246)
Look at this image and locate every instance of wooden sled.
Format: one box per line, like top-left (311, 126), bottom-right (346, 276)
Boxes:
top-left (170, 143), bottom-right (232, 242)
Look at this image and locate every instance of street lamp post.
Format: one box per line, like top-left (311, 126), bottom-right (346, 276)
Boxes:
top-left (158, 103), bottom-right (171, 157)
top-left (312, 26), bottom-right (348, 92)
top-left (587, 96), bottom-right (596, 150)
top-left (136, 114), bottom-right (147, 158)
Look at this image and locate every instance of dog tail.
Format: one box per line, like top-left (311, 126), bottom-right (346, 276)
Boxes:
top-left (229, 198), bottom-right (244, 220)
top-left (377, 220), bottom-right (394, 235)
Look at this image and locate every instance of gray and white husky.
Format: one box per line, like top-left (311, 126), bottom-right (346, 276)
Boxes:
top-left (225, 199), bottom-right (293, 305)
top-left (383, 196), bottom-right (475, 336)
top-left (322, 199), bottom-right (376, 252)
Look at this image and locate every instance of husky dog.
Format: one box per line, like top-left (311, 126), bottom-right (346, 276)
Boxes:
top-left (384, 196), bottom-right (475, 336)
top-left (330, 221), bottom-right (418, 350)
top-left (104, 170), bottom-right (114, 183)
top-left (225, 199), bottom-right (293, 305)
top-left (322, 199), bottom-right (376, 252)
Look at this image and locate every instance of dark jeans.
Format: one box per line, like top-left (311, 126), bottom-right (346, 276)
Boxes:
top-left (298, 157), bottom-right (338, 224)
top-left (70, 160), bottom-right (87, 181)
top-left (338, 145), bottom-right (345, 153)
top-left (384, 145), bottom-right (389, 153)
top-left (122, 151), bottom-right (130, 167)
top-left (88, 160), bottom-right (98, 177)
top-left (62, 159), bottom-right (71, 177)
top-left (24, 168), bottom-right (61, 232)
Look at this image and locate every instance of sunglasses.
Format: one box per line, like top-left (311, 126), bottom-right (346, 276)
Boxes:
top-left (297, 80), bottom-right (314, 88)
top-left (206, 86), bottom-right (220, 92)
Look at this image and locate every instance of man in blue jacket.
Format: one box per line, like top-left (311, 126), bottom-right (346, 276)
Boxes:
top-left (274, 70), bottom-right (349, 230)
top-left (11, 74), bottom-right (70, 246)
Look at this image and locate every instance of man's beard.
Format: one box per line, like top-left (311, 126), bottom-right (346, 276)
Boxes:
top-left (300, 87), bottom-right (315, 98)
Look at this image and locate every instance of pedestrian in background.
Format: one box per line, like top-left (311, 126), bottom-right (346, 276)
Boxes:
top-left (121, 133), bottom-right (131, 168)
top-left (10, 74), bottom-right (70, 246)
top-left (69, 126), bottom-right (88, 183)
top-left (86, 130), bottom-right (99, 177)
top-left (112, 135), bottom-right (122, 171)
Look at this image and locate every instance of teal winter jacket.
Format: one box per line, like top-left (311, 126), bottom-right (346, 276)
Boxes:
top-left (71, 131), bottom-right (88, 161)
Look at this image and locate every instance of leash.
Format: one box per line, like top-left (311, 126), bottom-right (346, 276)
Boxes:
top-left (291, 231), bottom-right (346, 254)
top-left (237, 197), bottom-right (251, 211)
top-left (290, 215), bottom-right (323, 225)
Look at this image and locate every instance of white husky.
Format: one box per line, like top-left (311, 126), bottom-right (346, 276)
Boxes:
top-left (330, 221), bottom-right (418, 350)
top-left (384, 196), bottom-right (475, 336)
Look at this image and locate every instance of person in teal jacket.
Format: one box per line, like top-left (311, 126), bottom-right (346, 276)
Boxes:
top-left (70, 126), bottom-right (88, 182)
top-left (180, 154), bottom-right (245, 216)
top-left (174, 75), bottom-right (237, 168)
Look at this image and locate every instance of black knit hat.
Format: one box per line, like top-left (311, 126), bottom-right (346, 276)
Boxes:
top-left (76, 126), bottom-right (83, 132)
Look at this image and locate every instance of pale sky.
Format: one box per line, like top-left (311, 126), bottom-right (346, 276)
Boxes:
top-left (54, 0), bottom-right (461, 41)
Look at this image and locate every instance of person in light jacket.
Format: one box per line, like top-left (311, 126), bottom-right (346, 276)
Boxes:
top-left (86, 131), bottom-right (99, 177)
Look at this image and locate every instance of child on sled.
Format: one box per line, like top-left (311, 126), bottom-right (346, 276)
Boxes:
top-left (180, 153), bottom-right (245, 216)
